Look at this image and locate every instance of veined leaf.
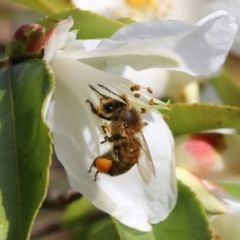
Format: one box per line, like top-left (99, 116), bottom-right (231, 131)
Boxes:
top-left (218, 183), bottom-right (240, 200)
top-left (117, 18), bottom-right (136, 24)
top-left (0, 59), bottom-right (53, 239)
top-left (62, 198), bottom-right (119, 239)
top-left (211, 69), bottom-right (240, 106)
top-left (9, 0), bottom-right (74, 15)
top-left (112, 218), bottom-right (153, 240)
top-left (38, 8), bottom-right (125, 39)
top-left (62, 197), bottom-right (97, 229)
top-left (162, 103), bottom-right (240, 136)
top-left (73, 218), bottom-right (119, 240)
top-left (154, 181), bottom-right (211, 240)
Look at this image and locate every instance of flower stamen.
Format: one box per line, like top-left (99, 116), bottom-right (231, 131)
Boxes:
top-left (147, 87), bottom-right (153, 94)
top-left (130, 84), bottom-right (141, 91)
top-left (125, 0), bottom-right (158, 10)
top-left (134, 93), bottom-right (141, 98)
top-left (163, 114), bottom-right (170, 120)
top-left (149, 98), bottom-right (154, 105)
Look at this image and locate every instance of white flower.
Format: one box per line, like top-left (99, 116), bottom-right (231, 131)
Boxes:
top-left (177, 169), bottom-right (240, 240)
top-left (73, 0), bottom-right (239, 102)
top-left (44, 11), bottom-right (236, 231)
top-left (72, 0), bottom-right (205, 22)
top-left (205, 0), bottom-right (240, 57)
top-left (73, 0), bottom-right (240, 56)
top-left (204, 181), bottom-right (240, 240)
top-left (175, 132), bottom-right (240, 238)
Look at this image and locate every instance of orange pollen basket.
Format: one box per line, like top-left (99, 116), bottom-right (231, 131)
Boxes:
top-left (95, 158), bottom-right (113, 172)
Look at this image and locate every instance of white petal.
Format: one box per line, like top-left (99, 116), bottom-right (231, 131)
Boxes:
top-left (211, 202), bottom-right (240, 240)
top-left (204, 182), bottom-right (240, 240)
top-left (44, 17), bottom-right (74, 62)
top-left (121, 66), bottom-right (169, 98)
top-left (61, 11), bottom-right (237, 76)
top-left (49, 56), bottom-right (177, 231)
top-left (204, 0), bottom-right (240, 57)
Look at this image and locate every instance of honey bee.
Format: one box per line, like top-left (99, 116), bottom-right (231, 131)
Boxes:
top-left (86, 84), bottom-right (156, 184)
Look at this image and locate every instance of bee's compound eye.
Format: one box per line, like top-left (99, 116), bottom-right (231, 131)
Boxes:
top-left (103, 103), bottom-right (116, 113)
top-left (103, 102), bottom-right (120, 113)
top-left (103, 101), bottom-right (124, 113)
top-left (95, 158), bottom-right (113, 173)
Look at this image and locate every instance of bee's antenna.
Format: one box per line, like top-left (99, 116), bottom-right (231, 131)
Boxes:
top-left (88, 85), bottom-right (106, 98)
top-left (98, 84), bottom-right (118, 95)
top-left (98, 84), bottom-right (129, 105)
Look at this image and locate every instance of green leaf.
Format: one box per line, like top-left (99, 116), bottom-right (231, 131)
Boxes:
top-left (112, 218), bottom-right (153, 240)
top-left (73, 218), bottom-right (119, 240)
top-left (154, 181), bottom-right (211, 240)
top-left (117, 18), bottom-right (136, 24)
top-left (218, 183), bottom-right (240, 200)
top-left (0, 59), bottom-right (53, 240)
top-left (62, 197), bottom-right (98, 229)
top-left (87, 218), bottom-right (119, 240)
top-left (112, 181), bottom-right (211, 240)
top-left (38, 8), bottom-right (125, 39)
top-left (176, 168), bottom-right (225, 215)
top-left (9, 0), bottom-right (74, 15)
top-left (211, 69), bottom-right (240, 106)
top-left (62, 198), bottom-right (119, 240)
top-left (162, 103), bottom-right (240, 136)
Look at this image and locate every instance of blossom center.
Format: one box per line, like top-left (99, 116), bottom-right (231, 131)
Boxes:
top-left (124, 0), bottom-right (175, 20)
top-left (125, 0), bottom-right (158, 9)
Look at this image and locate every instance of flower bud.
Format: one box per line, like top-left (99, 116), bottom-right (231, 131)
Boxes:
top-left (175, 133), bottom-right (240, 182)
top-left (8, 23), bottom-right (45, 62)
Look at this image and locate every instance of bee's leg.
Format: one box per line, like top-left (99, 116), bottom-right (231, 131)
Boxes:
top-left (143, 122), bottom-right (148, 127)
top-left (86, 99), bottom-right (111, 120)
top-left (86, 99), bottom-right (98, 115)
top-left (140, 108), bottom-right (146, 113)
top-left (100, 135), bottom-right (126, 144)
top-left (88, 162), bottom-right (99, 182)
top-left (94, 170), bottom-right (99, 182)
top-left (101, 123), bottom-right (111, 134)
top-left (100, 135), bottom-right (112, 144)
top-left (101, 125), bottom-right (107, 134)
top-left (88, 161), bottom-right (95, 173)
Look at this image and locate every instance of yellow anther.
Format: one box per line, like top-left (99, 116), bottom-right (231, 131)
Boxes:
top-left (126, 0), bottom-right (158, 9)
top-left (130, 84), bottom-right (140, 92)
top-left (134, 93), bottom-right (141, 98)
top-left (149, 98), bottom-right (154, 105)
top-left (147, 87), bottom-right (153, 94)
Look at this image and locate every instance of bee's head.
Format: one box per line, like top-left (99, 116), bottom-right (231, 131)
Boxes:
top-left (100, 97), bottom-right (126, 116)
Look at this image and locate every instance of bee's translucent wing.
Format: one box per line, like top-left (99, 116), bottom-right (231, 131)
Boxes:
top-left (136, 132), bottom-right (156, 184)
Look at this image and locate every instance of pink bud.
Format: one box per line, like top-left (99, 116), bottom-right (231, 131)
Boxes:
top-left (175, 133), bottom-right (240, 182)
top-left (8, 23), bottom-right (46, 62)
